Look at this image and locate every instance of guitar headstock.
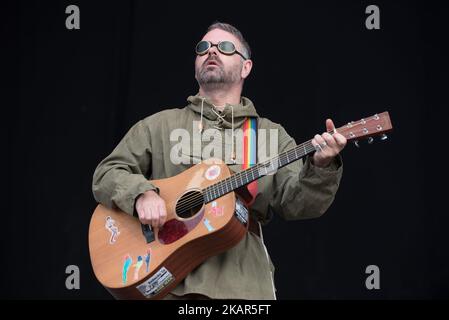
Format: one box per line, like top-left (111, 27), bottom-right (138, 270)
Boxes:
top-left (335, 111), bottom-right (393, 145)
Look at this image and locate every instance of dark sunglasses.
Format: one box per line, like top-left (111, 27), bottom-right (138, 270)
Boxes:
top-left (195, 40), bottom-right (248, 60)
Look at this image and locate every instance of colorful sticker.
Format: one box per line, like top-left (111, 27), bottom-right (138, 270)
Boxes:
top-left (203, 218), bottom-right (215, 232)
top-left (205, 165), bottom-right (220, 180)
top-left (145, 249), bottom-right (152, 273)
top-left (136, 267), bottom-right (175, 298)
top-left (235, 198), bottom-right (248, 225)
top-left (122, 254), bottom-right (133, 284)
top-left (133, 256), bottom-right (143, 280)
top-left (105, 216), bottom-right (120, 244)
top-left (210, 201), bottom-right (224, 217)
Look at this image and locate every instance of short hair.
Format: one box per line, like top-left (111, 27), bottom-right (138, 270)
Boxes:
top-left (206, 22), bottom-right (251, 59)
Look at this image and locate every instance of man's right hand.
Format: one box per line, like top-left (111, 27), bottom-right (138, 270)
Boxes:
top-left (135, 190), bottom-right (167, 228)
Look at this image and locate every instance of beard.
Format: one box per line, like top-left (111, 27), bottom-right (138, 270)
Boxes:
top-left (195, 57), bottom-right (242, 89)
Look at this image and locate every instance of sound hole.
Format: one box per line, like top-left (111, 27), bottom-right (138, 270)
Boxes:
top-left (176, 190), bottom-right (204, 219)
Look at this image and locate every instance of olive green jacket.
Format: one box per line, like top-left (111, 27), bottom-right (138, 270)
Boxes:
top-left (92, 94), bottom-right (343, 299)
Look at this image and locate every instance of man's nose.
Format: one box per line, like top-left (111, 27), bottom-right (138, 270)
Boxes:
top-left (208, 45), bottom-right (219, 56)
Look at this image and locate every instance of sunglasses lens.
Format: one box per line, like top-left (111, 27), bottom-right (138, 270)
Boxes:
top-left (195, 41), bottom-right (210, 55)
top-left (218, 41), bottom-right (235, 54)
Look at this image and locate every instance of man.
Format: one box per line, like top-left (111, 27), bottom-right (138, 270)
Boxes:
top-left (92, 22), bottom-right (346, 300)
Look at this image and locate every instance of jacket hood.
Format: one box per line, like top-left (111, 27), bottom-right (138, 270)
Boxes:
top-left (187, 94), bottom-right (259, 129)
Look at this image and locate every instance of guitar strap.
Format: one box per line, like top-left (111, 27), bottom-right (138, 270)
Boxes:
top-left (242, 117), bottom-right (258, 200)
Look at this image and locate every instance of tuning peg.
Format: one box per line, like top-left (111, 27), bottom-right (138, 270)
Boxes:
top-left (354, 140), bottom-right (360, 148)
top-left (380, 134), bottom-right (388, 141)
top-left (368, 137), bottom-right (374, 144)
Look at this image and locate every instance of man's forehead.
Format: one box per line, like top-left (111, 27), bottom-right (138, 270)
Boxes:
top-left (201, 29), bottom-right (241, 47)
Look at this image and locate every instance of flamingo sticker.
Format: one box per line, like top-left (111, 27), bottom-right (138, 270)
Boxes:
top-left (145, 249), bottom-right (152, 273)
top-left (133, 256), bottom-right (143, 280)
top-left (122, 254), bottom-right (132, 284)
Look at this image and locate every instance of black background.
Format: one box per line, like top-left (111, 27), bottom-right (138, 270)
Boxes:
top-left (2, 0), bottom-right (448, 299)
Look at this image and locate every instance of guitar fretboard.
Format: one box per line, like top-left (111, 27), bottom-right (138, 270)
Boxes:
top-left (203, 139), bottom-right (316, 203)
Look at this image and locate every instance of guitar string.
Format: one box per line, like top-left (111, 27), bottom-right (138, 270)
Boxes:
top-left (175, 120), bottom-right (369, 213)
top-left (200, 115), bottom-right (382, 202)
top-left (175, 142), bottom-right (317, 213)
top-left (175, 118), bottom-right (373, 213)
top-left (175, 139), bottom-right (313, 207)
top-left (175, 143), bottom-right (318, 214)
top-left (174, 117), bottom-right (382, 213)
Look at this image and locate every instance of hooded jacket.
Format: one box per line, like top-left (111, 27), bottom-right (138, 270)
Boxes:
top-left (92, 94), bottom-right (343, 299)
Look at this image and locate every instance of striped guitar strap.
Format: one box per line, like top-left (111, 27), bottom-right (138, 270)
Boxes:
top-left (242, 117), bottom-right (258, 203)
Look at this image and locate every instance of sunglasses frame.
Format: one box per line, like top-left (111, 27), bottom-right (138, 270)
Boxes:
top-left (195, 40), bottom-right (248, 60)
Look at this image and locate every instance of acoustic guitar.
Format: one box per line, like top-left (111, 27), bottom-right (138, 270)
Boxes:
top-left (88, 112), bottom-right (393, 299)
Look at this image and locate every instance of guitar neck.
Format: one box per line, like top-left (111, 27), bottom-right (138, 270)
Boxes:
top-left (203, 139), bottom-right (316, 203)
top-left (203, 111), bottom-right (393, 203)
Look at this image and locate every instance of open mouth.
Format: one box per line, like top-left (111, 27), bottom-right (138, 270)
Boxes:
top-left (205, 60), bottom-right (220, 67)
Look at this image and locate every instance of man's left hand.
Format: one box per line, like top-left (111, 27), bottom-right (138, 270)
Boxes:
top-left (312, 119), bottom-right (347, 168)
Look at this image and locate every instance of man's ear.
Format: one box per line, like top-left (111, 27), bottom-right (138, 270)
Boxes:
top-left (241, 59), bottom-right (253, 79)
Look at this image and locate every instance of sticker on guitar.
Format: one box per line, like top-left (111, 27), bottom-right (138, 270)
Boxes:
top-left (209, 201), bottom-right (224, 217)
top-left (204, 165), bottom-right (220, 180)
top-left (105, 216), bottom-right (120, 244)
top-left (136, 267), bottom-right (175, 298)
top-left (122, 254), bottom-right (132, 284)
top-left (235, 198), bottom-right (248, 225)
top-left (203, 218), bottom-right (215, 232)
top-left (133, 256), bottom-right (144, 281)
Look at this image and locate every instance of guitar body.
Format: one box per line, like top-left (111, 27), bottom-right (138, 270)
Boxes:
top-left (88, 158), bottom-right (249, 299)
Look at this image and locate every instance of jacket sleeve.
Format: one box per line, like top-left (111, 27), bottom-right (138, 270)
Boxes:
top-left (269, 126), bottom-right (343, 220)
top-left (92, 120), bottom-right (158, 215)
